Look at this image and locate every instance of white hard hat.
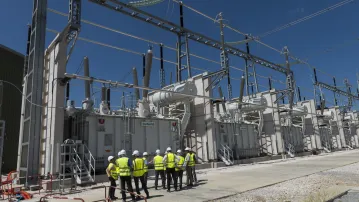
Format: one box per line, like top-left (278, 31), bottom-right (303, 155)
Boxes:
top-left (132, 150), bottom-right (139, 156)
top-left (118, 150), bottom-right (126, 156)
top-left (155, 149), bottom-right (160, 154)
top-left (108, 156), bottom-right (114, 162)
top-left (177, 150), bottom-right (182, 153)
top-left (143, 152), bottom-right (148, 156)
top-left (185, 147), bottom-right (190, 151)
top-left (166, 147), bottom-right (172, 151)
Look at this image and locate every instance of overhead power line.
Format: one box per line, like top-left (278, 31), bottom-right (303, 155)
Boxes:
top-left (258, 0), bottom-right (354, 38)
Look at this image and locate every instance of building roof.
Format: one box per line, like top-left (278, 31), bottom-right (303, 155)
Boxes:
top-left (0, 44), bottom-right (24, 58)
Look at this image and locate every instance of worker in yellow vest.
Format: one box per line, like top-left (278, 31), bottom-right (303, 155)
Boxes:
top-left (184, 147), bottom-right (195, 186)
top-left (151, 149), bottom-right (166, 190)
top-left (142, 152), bottom-right (149, 188)
top-left (163, 147), bottom-right (180, 192)
top-left (106, 156), bottom-right (118, 200)
top-left (175, 150), bottom-right (185, 190)
top-left (116, 150), bottom-right (136, 202)
top-left (132, 150), bottom-right (149, 199)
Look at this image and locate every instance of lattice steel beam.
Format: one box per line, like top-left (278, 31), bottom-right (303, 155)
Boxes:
top-left (315, 81), bottom-right (359, 99)
top-left (89, 0), bottom-right (289, 74)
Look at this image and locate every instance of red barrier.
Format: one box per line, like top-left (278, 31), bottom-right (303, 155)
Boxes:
top-left (39, 196), bottom-right (85, 202)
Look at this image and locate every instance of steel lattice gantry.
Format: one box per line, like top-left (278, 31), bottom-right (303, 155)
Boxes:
top-left (17, 0), bottom-right (48, 185)
top-left (17, 0), bottom-right (82, 186)
top-left (89, 0), bottom-right (290, 75)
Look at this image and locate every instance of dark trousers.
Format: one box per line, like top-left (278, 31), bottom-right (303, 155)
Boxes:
top-left (134, 176), bottom-right (149, 197)
top-left (108, 177), bottom-right (116, 199)
top-left (166, 168), bottom-right (177, 191)
top-left (120, 176), bottom-right (135, 200)
top-left (154, 170), bottom-right (166, 189)
top-left (176, 170), bottom-right (184, 189)
top-left (193, 166), bottom-right (197, 182)
top-left (186, 166), bottom-right (194, 185)
top-left (143, 172), bottom-right (148, 188)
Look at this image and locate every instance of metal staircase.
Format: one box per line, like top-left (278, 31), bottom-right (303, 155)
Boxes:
top-left (218, 144), bottom-right (234, 166)
top-left (59, 139), bottom-right (95, 191)
top-left (285, 142), bottom-right (295, 158)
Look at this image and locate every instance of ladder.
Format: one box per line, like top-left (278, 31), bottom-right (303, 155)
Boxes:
top-left (218, 144), bottom-right (234, 166)
top-left (59, 139), bottom-right (95, 192)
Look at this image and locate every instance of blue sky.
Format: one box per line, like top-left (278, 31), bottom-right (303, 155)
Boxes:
top-left (1, 0), bottom-right (359, 109)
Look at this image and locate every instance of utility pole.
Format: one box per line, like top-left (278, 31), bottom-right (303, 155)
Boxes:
top-left (218, 13), bottom-right (232, 99)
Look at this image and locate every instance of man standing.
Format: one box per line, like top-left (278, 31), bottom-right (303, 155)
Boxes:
top-left (152, 149), bottom-right (166, 190)
top-left (184, 147), bottom-right (195, 186)
top-left (132, 150), bottom-right (150, 199)
top-left (175, 150), bottom-right (185, 190)
top-left (163, 147), bottom-right (179, 192)
top-left (106, 156), bottom-right (118, 200)
top-left (142, 151), bottom-right (149, 188)
top-left (116, 150), bottom-right (136, 202)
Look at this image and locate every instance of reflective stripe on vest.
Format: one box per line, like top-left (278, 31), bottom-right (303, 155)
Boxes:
top-left (133, 158), bottom-right (144, 177)
top-left (143, 157), bottom-right (148, 172)
top-left (187, 153), bottom-right (195, 167)
top-left (166, 153), bottom-right (175, 168)
top-left (108, 163), bottom-right (118, 179)
top-left (175, 156), bottom-right (185, 171)
top-left (154, 155), bottom-right (164, 170)
top-left (116, 157), bottom-right (131, 176)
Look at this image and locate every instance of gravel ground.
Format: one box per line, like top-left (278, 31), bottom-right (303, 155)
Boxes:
top-left (219, 162), bottom-right (359, 202)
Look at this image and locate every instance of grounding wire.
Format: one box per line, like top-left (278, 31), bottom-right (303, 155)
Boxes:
top-left (0, 80), bottom-right (64, 109)
top-left (258, 0), bottom-right (354, 38)
top-left (172, 1), bottom-right (339, 79)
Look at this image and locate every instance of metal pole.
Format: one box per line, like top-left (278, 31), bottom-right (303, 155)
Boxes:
top-left (218, 13), bottom-right (231, 99)
top-left (333, 77), bottom-right (338, 106)
top-left (160, 44), bottom-right (165, 87)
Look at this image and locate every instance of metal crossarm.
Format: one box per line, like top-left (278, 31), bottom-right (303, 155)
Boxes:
top-left (89, 0), bottom-right (289, 74)
top-left (316, 82), bottom-right (359, 100)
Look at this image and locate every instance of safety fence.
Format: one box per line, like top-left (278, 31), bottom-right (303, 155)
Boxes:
top-left (1, 171), bottom-right (57, 201)
top-left (0, 172), bottom-right (148, 202)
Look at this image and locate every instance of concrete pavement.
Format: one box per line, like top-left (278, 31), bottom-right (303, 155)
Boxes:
top-left (34, 150), bottom-right (359, 202)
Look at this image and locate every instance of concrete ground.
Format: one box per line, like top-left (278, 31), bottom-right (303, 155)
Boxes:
top-left (30, 150), bottom-right (359, 202)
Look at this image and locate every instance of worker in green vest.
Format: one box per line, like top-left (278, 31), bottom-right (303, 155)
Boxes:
top-left (175, 150), bottom-right (185, 190)
top-left (151, 149), bottom-right (166, 190)
top-left (163, 147), bottom-right (180, 192)
top-left (106, 156), bottom-right (118, 200)
top-left (132, 150), bottom-right (149, 199)
top-left (184, 147), bottom-right (195, 186)
top-left (116, 150), bottom-right (136, 202)
top-left (142, 151), bottom-right (149, 188)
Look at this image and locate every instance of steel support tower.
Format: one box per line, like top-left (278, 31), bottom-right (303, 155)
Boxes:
top-left (17, 0), bottom-right (48, 185)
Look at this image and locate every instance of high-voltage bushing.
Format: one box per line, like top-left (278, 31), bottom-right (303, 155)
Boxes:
top-left (227, 96), bottom-right (268, 113)
top-left (149, 80), bottom-right (197, 106)
top-left (279, 105), bottom-right (308, 118)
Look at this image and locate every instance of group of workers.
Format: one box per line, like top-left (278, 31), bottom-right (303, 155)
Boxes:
top-left (106, 147), bottom-right (197, 201)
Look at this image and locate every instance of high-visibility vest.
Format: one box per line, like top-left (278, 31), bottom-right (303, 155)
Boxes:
top-left (175, 156), bottom-right (185, 171)
top-left (154, 155), bottom-right (164, 170)
top-left (166, 153), bottom-right (175, 168)
top-left (143, 157), bottom-right (148, 173)
top-left (116, 157), bottom-right (131, 176)
top-left (107, 163), bottom-right (118, 179)
top-left (187, 153), bottom-right (195, 167)
top-left (133, 158), bottom-right (145, 177)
